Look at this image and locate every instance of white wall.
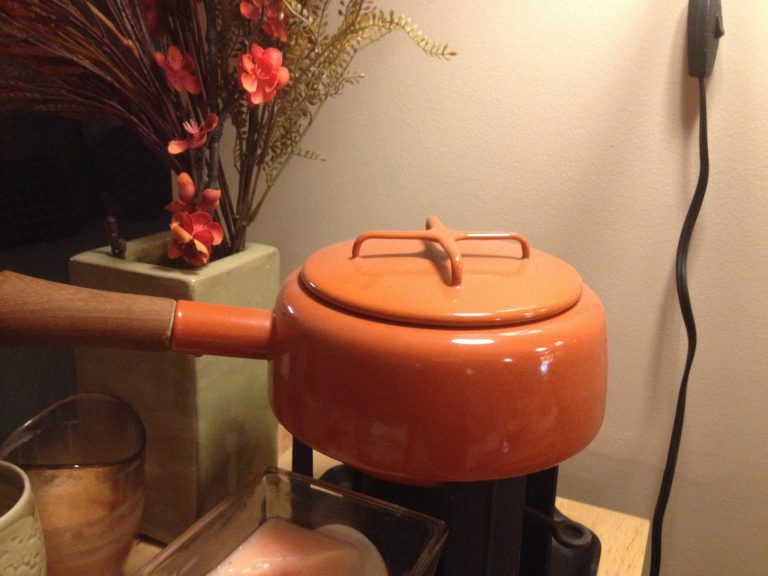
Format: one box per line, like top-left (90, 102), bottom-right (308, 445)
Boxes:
top-left (247, 2), bottom-right (768, 574)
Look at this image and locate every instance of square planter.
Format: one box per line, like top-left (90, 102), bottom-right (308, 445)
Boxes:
top-left (70, 232), bottom-right (279, 542)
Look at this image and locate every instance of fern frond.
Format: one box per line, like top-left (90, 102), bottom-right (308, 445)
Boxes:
top-left (293, 147), bottom-right (324, 161)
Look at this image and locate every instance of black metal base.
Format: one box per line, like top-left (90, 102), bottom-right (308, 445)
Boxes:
top-left (294, 439), bottom-right (600, 576)
top-left (522, 468), bottom-right (601, 576)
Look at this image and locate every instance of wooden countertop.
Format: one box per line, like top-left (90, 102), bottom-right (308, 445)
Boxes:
top-left (125, 427), bottom-right (648, 576)
top-left (555, 498), bottom-right (648, 576)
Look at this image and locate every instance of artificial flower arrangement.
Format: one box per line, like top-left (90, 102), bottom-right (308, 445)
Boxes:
top-left (0, 0), bottom-right (453, 265)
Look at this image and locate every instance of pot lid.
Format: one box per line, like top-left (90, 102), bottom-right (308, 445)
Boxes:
top-left (300, 216), bottom-right (583, 327)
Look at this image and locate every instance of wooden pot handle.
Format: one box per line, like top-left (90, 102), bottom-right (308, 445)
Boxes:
top-left (0, 270), bottom-right (176, 350)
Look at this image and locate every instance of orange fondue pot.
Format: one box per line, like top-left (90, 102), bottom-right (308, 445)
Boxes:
top-left (0, 217), bottom-right (606, 485)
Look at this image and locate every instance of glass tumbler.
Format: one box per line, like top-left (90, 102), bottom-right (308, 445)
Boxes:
top-left (0, 393), bottom-right (145, 576)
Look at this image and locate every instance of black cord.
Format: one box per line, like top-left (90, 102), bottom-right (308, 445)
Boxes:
top-left (650, 75), bottom-right (709, 576)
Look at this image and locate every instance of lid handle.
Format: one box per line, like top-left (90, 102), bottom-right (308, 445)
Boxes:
top-left (352, 215), bottom-right (530, 286)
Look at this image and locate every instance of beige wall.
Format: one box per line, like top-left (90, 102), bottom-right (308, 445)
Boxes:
top-left (245, 2), bottom-right (768, 574)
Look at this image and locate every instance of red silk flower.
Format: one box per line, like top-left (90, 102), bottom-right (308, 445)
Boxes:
top-left (237, 44), bottom-right (289, 106)
top-left (155, 46), bottom-right (202, 94)
top-left (166, 172), bottom-right (222, 266)
top-left (140, 0), bottom-right (163, 38)
top-left (168, 113), bottom-right (219, 155)
top-left (165, 172), bottom-right (221, 213)
top-left (168, 211), bottom-right (224, 267)
top-left (240, 0), bottom-right (289, 43)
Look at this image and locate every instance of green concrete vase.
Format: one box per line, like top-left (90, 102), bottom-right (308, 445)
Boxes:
top-left (69, 232), bottom-right (279, 542)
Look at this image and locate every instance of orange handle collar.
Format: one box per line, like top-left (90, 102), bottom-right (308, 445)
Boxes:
top-left (172, 301), bottom-right (273, 359)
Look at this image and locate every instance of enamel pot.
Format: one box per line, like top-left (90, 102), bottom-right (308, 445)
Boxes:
top-left (0, 217), bottom-right (606, 486)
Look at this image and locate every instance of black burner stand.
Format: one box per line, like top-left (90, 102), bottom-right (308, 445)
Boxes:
top-left (292, 439), bottom-right (600, 576)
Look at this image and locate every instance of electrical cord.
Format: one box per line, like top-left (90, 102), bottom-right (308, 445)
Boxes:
top-left (650, 75), bottom-right (709, 576)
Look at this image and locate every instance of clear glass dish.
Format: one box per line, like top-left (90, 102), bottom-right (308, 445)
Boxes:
top-left (135, 467), bottom-right (447, 576)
